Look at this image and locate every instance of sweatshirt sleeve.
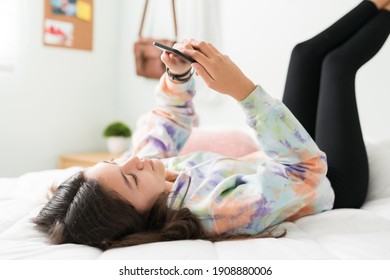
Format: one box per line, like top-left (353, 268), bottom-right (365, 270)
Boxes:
top-left (131, 74), bottom-right (198, 159)
top-left (240, 85), bottom-right (327, 170)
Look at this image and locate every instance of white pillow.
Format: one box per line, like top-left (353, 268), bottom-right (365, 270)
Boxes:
top-left (365, 140), bottom-right (390, 201)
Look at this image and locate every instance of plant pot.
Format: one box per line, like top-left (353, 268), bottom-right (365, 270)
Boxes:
top-left (106, 136), bottom-right (130, 155)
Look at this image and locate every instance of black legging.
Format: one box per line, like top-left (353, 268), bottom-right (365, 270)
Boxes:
top-left (282, 1), bottom-right (390, 209)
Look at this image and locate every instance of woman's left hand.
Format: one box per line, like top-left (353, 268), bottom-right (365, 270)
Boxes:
top-left (160, 41), bottom-right (194, 75)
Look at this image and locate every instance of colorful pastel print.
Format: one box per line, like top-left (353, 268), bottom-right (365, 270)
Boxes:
top-left (44, 19), bottom-right (74, 47)
top-left (51, 0), bottom-right (77, 17)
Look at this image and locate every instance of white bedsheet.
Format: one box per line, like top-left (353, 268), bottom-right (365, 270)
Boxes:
top-left (1, 140), bottom-right (390, 260)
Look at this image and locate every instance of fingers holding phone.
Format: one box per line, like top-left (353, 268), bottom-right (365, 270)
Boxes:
top-left (155, 41), bottom-right (194, 75)
top-left (154, 41), bottom-right (196, 63)
top-left (154, 39), bottom-right (255, 100)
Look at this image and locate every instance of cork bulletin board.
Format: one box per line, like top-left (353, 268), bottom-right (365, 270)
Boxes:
top-left (43, 0), bottom-right (94, 51)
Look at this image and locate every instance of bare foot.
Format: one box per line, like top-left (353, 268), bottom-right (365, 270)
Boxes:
top-left (370, 0), bottom-right (389, 9)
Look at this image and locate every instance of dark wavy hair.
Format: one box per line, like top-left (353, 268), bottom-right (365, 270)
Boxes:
top-left (32, 171), bottom-right (284, 250)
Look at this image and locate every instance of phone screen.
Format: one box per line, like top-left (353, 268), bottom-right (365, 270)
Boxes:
top-left (153, 42), bottom-right (196, 63)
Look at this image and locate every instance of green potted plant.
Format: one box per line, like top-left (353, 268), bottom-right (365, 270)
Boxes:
top-left (103, 121), bottom-right (132, 154)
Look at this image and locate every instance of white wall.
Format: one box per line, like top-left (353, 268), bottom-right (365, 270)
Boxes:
top-left (0, 0), bottom-right (120, 177)
top-left (1, 0), bottom-right (389, 177)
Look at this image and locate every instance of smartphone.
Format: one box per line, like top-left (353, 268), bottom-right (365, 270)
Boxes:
top-left (153, 41), bottom-right (196, 63)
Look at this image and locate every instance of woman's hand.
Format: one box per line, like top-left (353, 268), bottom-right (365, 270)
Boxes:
top-left (160, 41), bottom-right (193, 76)
top-left (182, 40), bottom-right (256, 101)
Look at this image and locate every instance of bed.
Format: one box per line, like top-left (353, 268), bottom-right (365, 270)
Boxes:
top-left (1, 137), bottom-right (390, 260)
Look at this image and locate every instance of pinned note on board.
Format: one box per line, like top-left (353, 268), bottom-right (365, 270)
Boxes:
top-left (43, 0), bottom-right (94, 51)
top-left (76, 1), bottom-right (92, 22)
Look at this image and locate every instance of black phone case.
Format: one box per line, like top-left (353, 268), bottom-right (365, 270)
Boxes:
top-left (153, 42), bottom-right (196, 63)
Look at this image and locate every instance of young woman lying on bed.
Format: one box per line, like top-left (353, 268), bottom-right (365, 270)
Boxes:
top-left (33, 0), bottom-right (390, 250)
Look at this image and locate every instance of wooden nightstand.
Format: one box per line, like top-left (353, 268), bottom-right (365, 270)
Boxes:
top-left (59, 152), bottom-right (117, 168)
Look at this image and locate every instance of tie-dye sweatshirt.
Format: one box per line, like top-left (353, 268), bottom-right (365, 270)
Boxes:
top-left (132, 74), bottom-right (335, 235)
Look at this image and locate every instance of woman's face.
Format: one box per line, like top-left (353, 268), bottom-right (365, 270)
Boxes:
top-left (84, 156), bottom-right (167, 214)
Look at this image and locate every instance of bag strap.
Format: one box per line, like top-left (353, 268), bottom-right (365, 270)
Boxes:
top-left (138, 0), bottom-right (178, 38)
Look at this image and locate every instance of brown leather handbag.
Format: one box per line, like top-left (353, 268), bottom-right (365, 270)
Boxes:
top-left (134, 0), bottom-right (177, 79)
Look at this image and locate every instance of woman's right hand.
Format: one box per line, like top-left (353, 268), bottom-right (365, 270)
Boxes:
top-left (182, 40), bottom-right (256, 101)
